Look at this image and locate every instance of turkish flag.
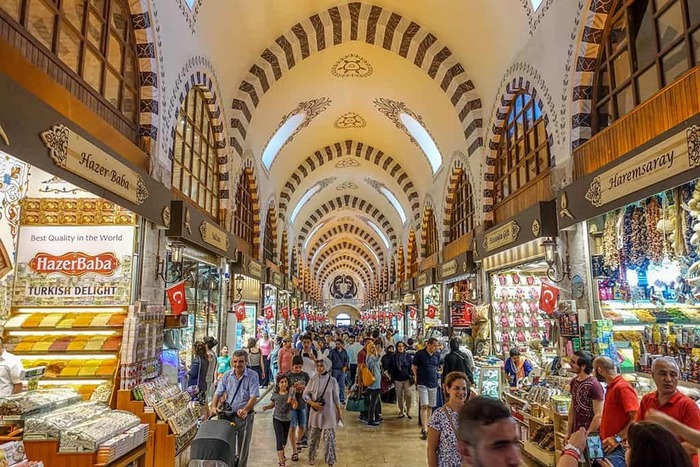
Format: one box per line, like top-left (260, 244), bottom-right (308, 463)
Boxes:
top-left (427, 304), bottom-right (437, 319)
top-left (397, 311), bottom-right (404, 320)
top-left (281, 307), bottom-right (289, 320)
top-left (292, 307), bottom-right (299, 318)
top-left (234, 302), bottom-right (246, 321)
top-left (166, 281), bottom-right (187, 316)
top-left (264, 305), bottom-right (274, 320)
top-left (539, 282), bottom-right (559, 315)
top-left (409, 306), bottom-right (417, 319)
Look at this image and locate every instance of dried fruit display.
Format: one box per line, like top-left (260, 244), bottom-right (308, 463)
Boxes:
top-left (603, 210), bottom-right (621, 271)
top-left (645, 197), bottom-right (664, 264)
top-left (629, 206), bottom-right (649, 271)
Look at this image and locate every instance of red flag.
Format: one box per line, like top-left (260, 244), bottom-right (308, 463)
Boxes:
top-left (264, 305), bottom-right (274, 320)
top-left (427, 304), bottom-right (437, 319)
top-left (166, 281), bottom-right (187, 316)
top-left (397, 311), bottom-right (404, 320)
top-left (281, 307), bottom-right (289, 319)
top-left (539, 283), bottom-right (559, 315)
top-left (234, 302), bottom-right (246, 321)
top-left (409, 306), bottom-right (417, 319)
top-left (292, 307), bottom-right (299, 318)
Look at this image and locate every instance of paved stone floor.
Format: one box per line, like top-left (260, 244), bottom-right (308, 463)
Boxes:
top-left (247, 391), bottom-right (430, 466)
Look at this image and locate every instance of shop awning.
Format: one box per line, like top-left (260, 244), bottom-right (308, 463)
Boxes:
top-left (166, 200), bottom-right (237, 260)
top-left (557, 112), bottom-right (700, 230)
top-left (0, 72), bottom-right (172, 227)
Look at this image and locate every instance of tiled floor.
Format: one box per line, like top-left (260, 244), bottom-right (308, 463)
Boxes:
top-left (247, 391), bottom-right (430, 466)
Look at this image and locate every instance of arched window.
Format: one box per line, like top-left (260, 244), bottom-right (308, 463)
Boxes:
top-left (450, 169), bottom-right (475, 242)
top-left (2, 0), bottom-right (140, 123)
top-left (263, 208), bottom-right (275, 263)
top-left (593, 0), bottom-right (700, 132)
top-left (495, 92), bottom-right (551, 205)
top-left (397, 247), bottom-right (405, 283)
top-left (234, 170), bottom-right (254, 245)
top-left (172, 88), bottom-right (220, 220)
top-left (425, 208), bottom-right (439, 257)
top-left (408, 231), bottom-right (418, 276)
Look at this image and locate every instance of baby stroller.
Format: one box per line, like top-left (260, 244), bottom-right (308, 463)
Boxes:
top-left (188, 419), bottom-right (237, 467)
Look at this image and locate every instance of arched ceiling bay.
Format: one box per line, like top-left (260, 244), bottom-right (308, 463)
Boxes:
top-left (195, 0), bottom-right (531, 304)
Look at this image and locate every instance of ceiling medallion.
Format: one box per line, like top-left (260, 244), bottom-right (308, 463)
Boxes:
top-left (336, 182), bottom-right (358, 191)
top-left (334, 112), bottom-right (367, 129)
top-left (331, 54), bottom-right (373, 78)
top-left (335, 158), bottom-right (360, 169)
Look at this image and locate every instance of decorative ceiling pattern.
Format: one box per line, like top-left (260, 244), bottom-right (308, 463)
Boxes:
top-left (335, 158), bottom-right (360, 169)
top-left (321, 263), bottom-right (370, 290)
top-left (334, 112), bottom-right (367, 129)
top-left (295, 196), bottom-right (397, 250)
top-left (336, 182), bottom-right (358, 190)
top-left (373, 97), bottom-right (443, 173)
top-left (313, 241), bottom-right (380, 271)
top-left (278, 140), bottom-right (419, 222)
top-left (318, 256), bottom-right (373, 286)
top-left (331, 54), bottom-right (374, 78)
top-left (228, 2), bottom-right (483, 158)
top-left (307, 223), bottom-right (386, 262)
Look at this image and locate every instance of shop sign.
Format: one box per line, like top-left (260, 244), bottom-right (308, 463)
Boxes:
top-left (483, 221), bottom-right (520, 253)
top-left (585, 124), bottom-right (700, 208)
top-left (417, 273), bottom-right (428, 287)
top-left (272, 271), bottom-right (284, 288)
top-left (40, 124), bottom-right (149, 205)
top-left (247, 259), bottom-right (263, 280)
top-left (199, 221), bottom-right (229, 251)
top-left (440, 260), bottom-right (459, 279)
top-left (13, 225), bottom-right (135, 307)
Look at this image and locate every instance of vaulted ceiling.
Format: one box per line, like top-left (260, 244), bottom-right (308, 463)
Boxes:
top-left (194, 0), bottom-right (533, 302)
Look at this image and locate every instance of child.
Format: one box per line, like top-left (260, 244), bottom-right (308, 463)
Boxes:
top-left (263, 374), bottom-right (298, 466)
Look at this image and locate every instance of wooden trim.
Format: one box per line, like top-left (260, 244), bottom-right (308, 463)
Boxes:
top-left (575, 65), bottom-right (700, 179)
top-left (0, 37), bottom-right (149, 172)
top-left (443, 231), bottom-right (473, 261)
top-left (493, 172), bottom-right (553, 223)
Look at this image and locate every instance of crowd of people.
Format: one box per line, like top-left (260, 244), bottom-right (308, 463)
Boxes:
top-left (186, 325), bottom-right (700, 467)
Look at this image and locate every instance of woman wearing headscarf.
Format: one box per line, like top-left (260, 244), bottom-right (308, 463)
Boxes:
top-left (303, 357), bottom-right (343, 466)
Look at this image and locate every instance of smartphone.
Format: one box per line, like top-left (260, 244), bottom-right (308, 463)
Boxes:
top-left (586, 434), bottom-right (604, 460)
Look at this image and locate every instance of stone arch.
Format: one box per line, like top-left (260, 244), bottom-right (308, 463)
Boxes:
top-left (441, 152), bottom-right (474, 246)
top-left (407, 229), bottom-right (418, 276)
top-left (263, 199), bottom-right (278, 262)
top-left (327, 305), bottom-right (361, 324)
top-left (167, 64), bottom-right (232, 222)
top-left (570, 0), bottom-right (615, 149)
top-left (279, 140), bottom-right (420, 222)
top-left (232, 160), bottom-right (261, 256)
top-left (296, 196), bottom-right (397, 248)
top-left (280, 227), bottom-right (289, 275)
top-left (320, 260), bottom-right (371, 288)
top-left (229, 2), bottom-right (483, 158)
top-left (397, 245), bottom-right (405, 283)
top-left (482, 76), bottom-right (556, 221)
top-left (321, 267), bottom-right (369, 294)
top-left (313, 242), bottom-right (378, 273)
top-left (420, 198), bottom-right (438, 258)
top-left (307, 223), bottom-right (386, 263)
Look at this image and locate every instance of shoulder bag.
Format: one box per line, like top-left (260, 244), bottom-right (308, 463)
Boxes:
top-left (361, 364), bottom-right (376, 387)
top-left (311, 374), bottom-right (332, 411)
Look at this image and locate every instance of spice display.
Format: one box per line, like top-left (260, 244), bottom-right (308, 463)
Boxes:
top-left (628, 206), bottom-right (649, 271)
top-left (645, 197), bottom-right (664, 264)
top-left (603, 210), bottom-right (621, 271)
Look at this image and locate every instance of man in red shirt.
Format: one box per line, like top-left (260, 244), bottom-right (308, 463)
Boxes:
top-left (593, 356), bottom-right (638, 466)
top-left (636, 357), bottom-right (700, 464)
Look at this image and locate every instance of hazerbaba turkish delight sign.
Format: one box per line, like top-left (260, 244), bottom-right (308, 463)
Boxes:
top-left (13, 225), bottom-right (135, 306)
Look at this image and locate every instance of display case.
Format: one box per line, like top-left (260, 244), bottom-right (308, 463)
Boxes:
top-left (4, 307), bottom-right (127, 399)
top-left (474, 364), bottom-right (504, 399)
top-left (24, 402), bottom-right (111, 440)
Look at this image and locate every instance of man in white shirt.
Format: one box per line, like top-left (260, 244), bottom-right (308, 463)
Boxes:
top-left (346, 335), bottom-right (364, 386)
top-left (0, 337), bottom-right (23, 396)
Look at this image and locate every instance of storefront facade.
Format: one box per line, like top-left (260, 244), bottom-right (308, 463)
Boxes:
top-left (230, 252), bottom-right (265, 350)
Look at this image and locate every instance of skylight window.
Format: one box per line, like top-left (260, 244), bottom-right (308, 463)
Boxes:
top-left (379, 186), bottom-right (407, 224)
top-left (304, 222), bottom-right (326, 250)
top-left (531, 0), bottom-right (544, 10)
top-left (399, 113), bottom-right (442, 173)
top-left (262, 113), bottom-right (306, 170)
top-left (365, 219), bottom-right (391, 249)
top-left (290, 184), bottom-right (320, 223)
top-left (361, 242), bottom-right (381, 264)
top-left (184, 0), bottom-right (195, 9)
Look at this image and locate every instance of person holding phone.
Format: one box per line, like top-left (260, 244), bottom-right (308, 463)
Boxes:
top-left (303, 357), bottom-right (342, 466)
top-left (564, 351), bottom-right (604, 444)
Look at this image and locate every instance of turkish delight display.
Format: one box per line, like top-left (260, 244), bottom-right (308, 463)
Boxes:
top-left (0, 389), bottom-right (80, 417)
top-left (59, 410), bottom-right (140, 452)
top-left (24, 402), bottom-right (110, 439)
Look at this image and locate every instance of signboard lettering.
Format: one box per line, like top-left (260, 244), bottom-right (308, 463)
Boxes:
top-left (586, 124), bottom-right (700, 207)
top-left (417, 274), bottom-right (428, 287)
top-left (483, 221), bottom-right (520, 253)
top-left (40, 124), bottom-right (149, 205)
top-left (247, 260), bottom-right (263, 279)
top-left (29, 252), bottom-right (120, 277)
top-left (199, 221), bottom-right (230, 251)
top-left (440, 260), bottom-right (458, 279)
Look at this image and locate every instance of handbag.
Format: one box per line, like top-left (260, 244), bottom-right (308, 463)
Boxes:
top-left (361, 365), bottom-right (376, 386)
top-left (187, 357), bottom-right (202, 399)
top-left (380, 372), bottom-right (394, 394)
top-left (311, 375), bottom-right (332, 411)
top-left (345, 393), bottom-right (368, 412)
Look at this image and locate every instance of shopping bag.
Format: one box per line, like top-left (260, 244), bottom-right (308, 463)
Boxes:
top-left (361, 366), bottom-right (376, 386)
top-left (345, 394), bottom-right (367, 412)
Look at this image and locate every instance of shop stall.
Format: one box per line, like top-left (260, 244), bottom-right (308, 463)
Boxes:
top-left (417, 269), bottom-right (442, 336)
top-left (162, 200), bottom-right (236, 368)
top-left (264, 270), bottom-right (285, 336)
top-left (475, 201), bottom-right (560, 362)
top-left (400, 278), bottom-right (417, 338)
top-left (0, 54), bottom-right (175, 467)
top-left (290, 281), bottom-right (301, 330)
top-left (230, 252), bottom-right (264, 350)
top-left (435, 251), bottom-right (480, 350)
top-left (557, 113), bottom-right (700, 385)
top-left (278, 279), bottom-right (291, 337)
